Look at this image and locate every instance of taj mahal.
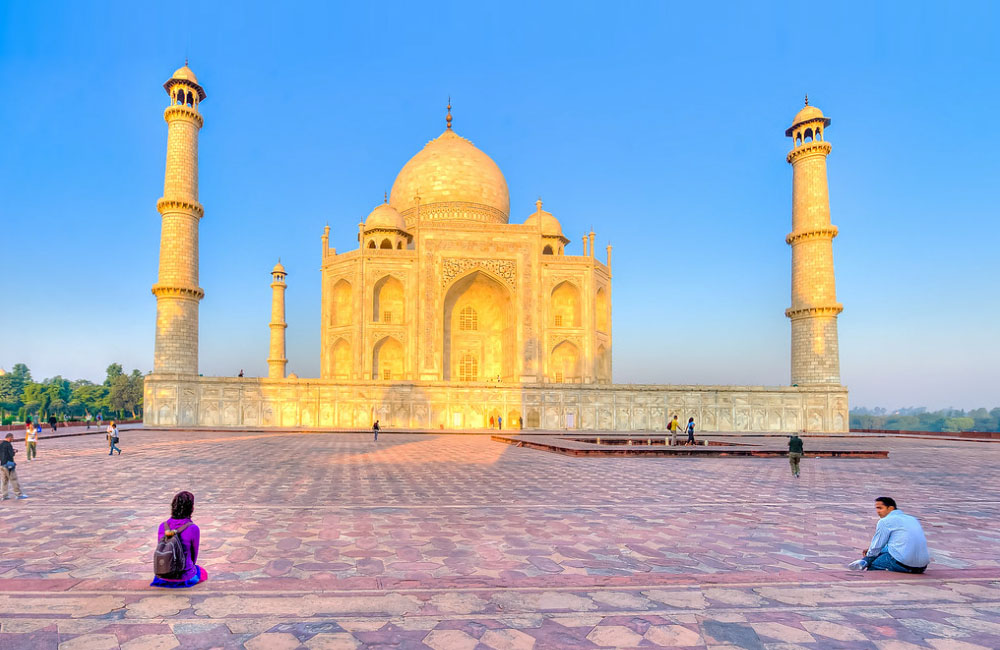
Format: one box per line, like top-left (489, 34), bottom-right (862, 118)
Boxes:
top-left (144, 64), bottom-right (848, 432)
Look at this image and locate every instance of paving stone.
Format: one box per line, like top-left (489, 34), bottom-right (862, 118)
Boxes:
top-left (585, 624), bottom-right (644, 647)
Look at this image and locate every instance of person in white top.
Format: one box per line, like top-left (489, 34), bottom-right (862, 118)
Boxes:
top-left (849, 496), bottom-right (930, 573)
top-left (107, 421), bottom-right (122, 455)
top-left (25, 421), bottom-right (38, 461)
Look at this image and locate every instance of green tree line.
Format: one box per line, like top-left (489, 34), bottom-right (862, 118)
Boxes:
top-left (0, 363), bottom-right (145, 425)
top-left (850, 406), bottom-right (1000, 433)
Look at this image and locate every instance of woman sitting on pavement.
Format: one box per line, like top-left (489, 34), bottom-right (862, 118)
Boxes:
top-left (150, 491), bottom-right (208, 588)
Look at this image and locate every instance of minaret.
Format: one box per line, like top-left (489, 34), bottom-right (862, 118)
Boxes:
top-left (152, 63), bottom-right (207, 375)
top-left (785, 97), bottom-right (843, 385)
top-left (268, 261), bottom-right (288, 379)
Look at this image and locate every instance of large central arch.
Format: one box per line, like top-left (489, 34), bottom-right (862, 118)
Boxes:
top-left (443, 270), bottom-right (514, 382)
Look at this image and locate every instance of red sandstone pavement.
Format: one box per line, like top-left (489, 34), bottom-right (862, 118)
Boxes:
top-left (1, 430), bottom-right (999, 649)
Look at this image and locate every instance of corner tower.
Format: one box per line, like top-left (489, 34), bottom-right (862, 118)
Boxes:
top-left (152, 64), bottom-right (206, 374)
top-left (268, 261), bottom-right (288, 379)
top-left (785, 97), bottom-right (843, 385)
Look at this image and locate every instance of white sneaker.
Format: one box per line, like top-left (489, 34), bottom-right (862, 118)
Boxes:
top-left (847, 559), bottom-right (867, 571)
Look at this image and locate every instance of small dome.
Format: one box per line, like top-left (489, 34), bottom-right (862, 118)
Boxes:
top-left (171, 65), bottom-right (199, 84)
top-left (163, 63), bottom-right (207, 101)
top-left (524, 200), bottom-right (567, 241)
top-left (287, 372), bottom-right (298, 379)
top-left (272, 261), bottom-right (286, 274)
top-left (364, 202), bottom-right (408, 232)
top-left (390, 129), bottom-right (510, 222)
top-left (792, 105), bottom-right (824, 125)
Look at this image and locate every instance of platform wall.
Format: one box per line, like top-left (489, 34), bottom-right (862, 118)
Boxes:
top-left (144, 375), bottom-right (848, 433)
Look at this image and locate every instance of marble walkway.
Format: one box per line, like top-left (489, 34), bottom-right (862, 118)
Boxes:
top-left (1, 430), bottom-right (998, 649)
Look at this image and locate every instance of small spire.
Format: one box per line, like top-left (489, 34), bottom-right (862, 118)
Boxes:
top-left (804, 93), bottom-right (809, 106)
top-left (536, 197), bottom-right (543, 212)
top-left (185, 57), bottom-right (189, 66)
top-left (384, 191), bottom-right (388, 203)
top-left (446, 96), bottom-right (452, 130)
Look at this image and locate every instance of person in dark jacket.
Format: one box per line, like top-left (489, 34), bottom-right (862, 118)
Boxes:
top-left (1, 433), bottom-right (28, 500)
top-left (788, 433), bottom-right (804, 478)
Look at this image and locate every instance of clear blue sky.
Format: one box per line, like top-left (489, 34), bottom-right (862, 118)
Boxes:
top-left (1, 2), bottom-right (997, 410)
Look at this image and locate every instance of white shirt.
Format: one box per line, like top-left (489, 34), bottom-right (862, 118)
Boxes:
top-left (867, 509), bottom-right (930, 568)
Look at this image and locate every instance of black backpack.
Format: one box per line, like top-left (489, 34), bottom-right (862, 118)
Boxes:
top-left (153, 522), bottom-right (192, 577)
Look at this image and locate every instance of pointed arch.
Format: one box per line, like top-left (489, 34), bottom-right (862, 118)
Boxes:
top-left (367, 240), bottom-right (376, 249)
top-left (596, 286), bottom-right (609, 332)
top-left (379, 238), bottom-right (393, 249)
top-left (551, 281), bottom-right (581, 327)
top-left (550, 340), bottom-right (581, 383)
top-left (542, 244), bottom-right (554, 255)
top-left (596, 343), bottom-right (610, 383)
top-left (373, 275), bottom-right (404, 323)
top-left (443, 270), bottom-right (514, 381)
top-left (330, 337), bottom-right (351, 379)
top-left (372, 335), bottom-right (404, 380)
top-left (330, 279), bottom-right (352, 327)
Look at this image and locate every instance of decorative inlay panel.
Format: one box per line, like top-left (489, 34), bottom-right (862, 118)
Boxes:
top-left (441, 257), bottom-right (516, 290)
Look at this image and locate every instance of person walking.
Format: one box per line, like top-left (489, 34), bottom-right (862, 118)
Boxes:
top-left (151, 491), bottom-right (208, 588)
top-left (788, 433), bottom-right (804, 478)
top-left (489, 415), bottom-right (495, 429)
top-left (686, 417), bottom-right (696, 445)
top-left (1, 433), bottom-right (28, 500)
top-left (48, 415), bottom-right (58, 433)
top-left (25, 421), bottom-right (38, 461)
top-left (107, 421), bottom-right (122, 455)
top-left (848, 497), bottom-right (930, 573)
top-left (372, 420), bottom-right (380, 442)
top-left (667, 415), bottom-right (682, 446)
top-left (85, 412), bottom-right (92, 429)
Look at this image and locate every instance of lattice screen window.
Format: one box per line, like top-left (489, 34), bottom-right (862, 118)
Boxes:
top-left (459, 354), bottom-right (478, 382)
top-left (459, 306), bottom-right (478, 331)
top-left (554, 314), bottom-right (563, 327)
top-left (383, 311), bottom-right (392, 323)
top-left (383, 369), bottom-right (392, 380)
top-left (555, 372), bottom-right (564, 383)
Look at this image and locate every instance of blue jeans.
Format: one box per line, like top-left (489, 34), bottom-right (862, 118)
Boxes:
top-left (865, 551), bottom-right (925, 573)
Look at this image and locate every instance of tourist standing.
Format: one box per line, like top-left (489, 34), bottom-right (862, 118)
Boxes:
top-left (498, 416), bottom-right (502, 431)
top-left (372, 420), bottom-right (380, 442)
top-left (489, 415), bottom-right (495, 429)
top-left (107, 421), bottom-right (121, 455)
top-left (85, 412), bottom-right (92, 429)
top-left (48, 415), bottom-right (58, 433)
top-left (25, 421), bottom-right (37, 461)
top-left (788, 433), bottom-right (803, 478)
top-left (686, 417), bottom-right (696, 445)
top-left (151, 491), bottom-right (208, 588)
top-left (1, 433), bottom-right (28, 500)
top-left (848, 497), bottom-right (930, 573)
top-left (667, 415), bottom-right (681, 446)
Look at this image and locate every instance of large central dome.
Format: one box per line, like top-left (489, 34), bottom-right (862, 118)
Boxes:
top-left (390, 129), bottom-right (510, 225)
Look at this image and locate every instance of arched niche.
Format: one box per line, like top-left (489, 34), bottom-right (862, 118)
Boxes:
top-left (330, 279), bottom-right (352, 327)
top-left (373, 336), bottom-right (404, 380)
top-left (550, 340), bottom-right (581, 383)
top-left (551, 281), bottom-right (581, 327)
top-left (380, 238), bottom-right (393, 249)
top-left (443, 270), bottom-right (514, 381)
top-left (596, 286), bottom-right (609, 333)
top-left (330, 337), bottom-right (351, 379)
top-left (596, 343), bottom-right (610, 383)
top-left (373, 275), bottom-right (404, 324)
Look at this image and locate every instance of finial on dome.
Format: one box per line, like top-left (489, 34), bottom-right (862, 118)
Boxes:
top-left (384, 191), bottom-right (388, 203)
top-left (536, 197), bottom-right (543, 212)
top-left (446, 96), bottom-right (452, 130)
top-left (804, 93), bottom-right (809, 106)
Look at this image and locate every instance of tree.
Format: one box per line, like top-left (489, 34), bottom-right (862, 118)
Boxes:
top-left (104, 363), bottom-right (124, 388)
top-left (70, 381), bottom-right (109, 418)
top-left (109, 369), bottom-right (144, 418)
top-left (10, 364), bottom-right (32, 382)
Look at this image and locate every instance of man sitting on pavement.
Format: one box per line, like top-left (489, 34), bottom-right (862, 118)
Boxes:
top-left (849, 496), bottom-right (929, 573)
